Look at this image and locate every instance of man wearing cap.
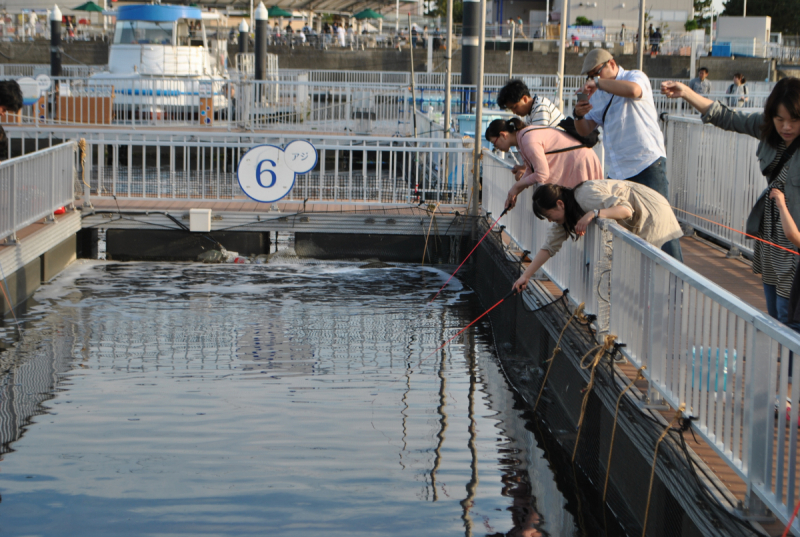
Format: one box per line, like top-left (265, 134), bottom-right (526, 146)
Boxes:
top-left (572, 48), bottom-right (682, 261)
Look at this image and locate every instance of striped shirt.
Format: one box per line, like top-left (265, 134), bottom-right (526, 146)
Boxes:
top-left (524, 95), bottom-right (565, 128)
top-left (753, 140), bottom-right (798, 298)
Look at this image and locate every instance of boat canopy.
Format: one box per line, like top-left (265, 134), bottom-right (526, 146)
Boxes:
top-left (116, 4), bottom-right (203, 22)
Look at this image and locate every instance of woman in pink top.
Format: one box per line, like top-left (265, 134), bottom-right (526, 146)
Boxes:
top-left (485, 117), bottom-right (603, 209)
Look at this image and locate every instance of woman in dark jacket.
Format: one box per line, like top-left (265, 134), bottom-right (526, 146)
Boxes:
top-left (661, 77), bottom-right (800, 327)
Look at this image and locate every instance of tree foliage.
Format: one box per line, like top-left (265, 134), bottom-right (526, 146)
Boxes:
top-left (575, 16), bottom-right (593, 26)
top-left (691, 0), bottom-right (712, 33)
top-left (721, 0), bottom-right (800, 35)
top-left (425, 0), bottom-right (462, 23)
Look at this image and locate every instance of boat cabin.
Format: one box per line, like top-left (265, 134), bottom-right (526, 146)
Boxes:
top-left (107, 4), bottom-right (222, 77)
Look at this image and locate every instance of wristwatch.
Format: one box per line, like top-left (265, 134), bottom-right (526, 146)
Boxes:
top-left (593, 209), bottom-right (600, 220)
top-left (573, 107), bottom-right (584, 120)
top-left (593, 76), bottom-right (600, 88)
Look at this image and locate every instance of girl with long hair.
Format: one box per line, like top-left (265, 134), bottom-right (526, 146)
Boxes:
top-left (485, 117), bottom-right (603, 210)
top-left (661, 77), bottom-right (800, 327)
top-left (512, 181), bottom-right (683, 293)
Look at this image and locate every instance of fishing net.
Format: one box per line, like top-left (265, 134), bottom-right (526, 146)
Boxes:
top-left (468, 218), bottom-right (766, 537)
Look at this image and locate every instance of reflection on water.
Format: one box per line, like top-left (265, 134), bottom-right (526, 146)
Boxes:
top-left (0, 260), bottom-right (578, 536)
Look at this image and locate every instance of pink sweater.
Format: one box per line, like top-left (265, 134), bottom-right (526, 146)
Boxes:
top-left (516, 126), bottom-right (603, 188)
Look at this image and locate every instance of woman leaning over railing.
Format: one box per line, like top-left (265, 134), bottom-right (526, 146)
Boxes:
top-left (661, 77), bottom-right (800, 329)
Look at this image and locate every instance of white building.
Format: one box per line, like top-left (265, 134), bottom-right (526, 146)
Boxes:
top-left (558, 0), bottom-right (692, 33)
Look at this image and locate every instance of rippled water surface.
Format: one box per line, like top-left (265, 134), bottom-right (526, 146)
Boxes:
top-left (0, 260), bottom-right (577, 536)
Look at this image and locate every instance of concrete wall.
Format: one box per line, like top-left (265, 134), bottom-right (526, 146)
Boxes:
top-left (105, 230), bottom-right (270, 261)
top-left (0, 40), bottom-right (777, 81)
top-left (0, 235), bottom-right (76, 317)
top-left (264, 45), bottom-right (774, 80)
top-left (0, 40), bottom-right (108, 66)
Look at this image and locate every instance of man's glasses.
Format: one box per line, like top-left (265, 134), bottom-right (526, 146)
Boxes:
top-left (586, 61), bottom-right (608, 79)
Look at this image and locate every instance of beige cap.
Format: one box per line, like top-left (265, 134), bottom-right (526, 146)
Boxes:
top-left (581, 48), bottom-right (614, 75)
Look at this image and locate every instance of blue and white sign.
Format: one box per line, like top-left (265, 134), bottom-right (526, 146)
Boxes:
top-left (237, 141), bottom-right (317, 203)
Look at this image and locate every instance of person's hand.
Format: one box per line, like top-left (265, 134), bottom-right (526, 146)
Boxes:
top-left (770, 188), bottom-right (786, 208)
top-left (574, 100), bottom-right (592, 119)
top-left (505, 191), bottom-right (518, 210)
top-left (511, 164), bottom-right (525, 181)
top-left (661, 81), bottom-right (690, 99)
top-left (513, 275), bottom-right (530, 293)
top-left (575, 211), bottom-right (595, 236)
top-left (583, 79), bottom-right (597, 93)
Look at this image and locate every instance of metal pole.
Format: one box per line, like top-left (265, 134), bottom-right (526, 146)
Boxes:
top-left (427, 35), bottom-right (433, 73)
top-left (254, 2), bottom-right (268, 81)
top-left (637, 0), bottom-right (646, 71)
top-left (471, 0), bottom-right (486, 220)
top-left (395, 0), bottom-right (399, 34)
top-left (50, 5), bottom-right (62, 77)
top-left (743, 0), bottom-right (746, 17)
top-left (461, 0), bottom-right (480, 86)
top-left (409, 14), bottom-right (418, 138)
top-left (239, 20), bottom-right (249, 55)
top-left (444, 0), bottom-right (453, 159)
top-left (545, 0), bottom-right (550, 35)
top-left (508, 21), bottom-right (515, 79)
top-left (556, 0), bottom-right (569, 112)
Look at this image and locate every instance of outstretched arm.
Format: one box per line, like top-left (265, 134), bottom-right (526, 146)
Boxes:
top-left (661, 81), bottom-right (714, 115)
top-left (512, 249), bottom-right (552, 293)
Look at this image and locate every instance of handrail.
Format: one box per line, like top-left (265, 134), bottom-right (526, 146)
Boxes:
top-left (664, 113), bottom-right (763, 256)
top-left (481, 149), bottom-right (800, 531)
top-left (0, 142), bottom-right (77, 243)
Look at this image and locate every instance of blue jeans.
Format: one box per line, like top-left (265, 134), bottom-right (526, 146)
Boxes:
top-left (764, 283), bottom-right (800, 376)
top-left (626, 157), bottom-right (683, 262)
top-left (763, 283), bottom-right (792, 324)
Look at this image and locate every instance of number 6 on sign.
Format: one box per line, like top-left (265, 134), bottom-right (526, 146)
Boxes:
top-left (237, 141), bottom-right (318, 203)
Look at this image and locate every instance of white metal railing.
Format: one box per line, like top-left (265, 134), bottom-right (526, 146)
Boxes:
top-left (0, 142), bottom-right (76, 243)
top-left (0, 64), bottom-right (104, 78)
top-left (4, 72), bottom-right (771, 130)
top-left (6, 129), bottom-right (472, 206)
top-left (233, 52), bottom-right (279, 81)
top-left (482, 151), bottom-right (612, 329)
top-left (665, 115), bottom-right (763, 256)
top-left (482, 151), bottom-right (800, 533)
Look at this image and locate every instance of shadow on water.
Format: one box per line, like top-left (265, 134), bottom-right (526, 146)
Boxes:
top-left (0, 260), bottom-right (625, 536)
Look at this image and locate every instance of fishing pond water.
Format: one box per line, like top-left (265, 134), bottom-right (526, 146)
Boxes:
top-left (0, 260), bottom-right (583, 536)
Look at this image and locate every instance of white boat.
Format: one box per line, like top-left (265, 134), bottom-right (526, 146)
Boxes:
top-left (86, 4), bottom-right (229, 121)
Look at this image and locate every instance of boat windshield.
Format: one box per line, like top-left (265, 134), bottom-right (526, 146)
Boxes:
top-left (113, 20), bottom-right (174, 45)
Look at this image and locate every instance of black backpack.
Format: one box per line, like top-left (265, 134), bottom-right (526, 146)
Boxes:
top-left (554, 116), bottom-right (600, 150)
top-left (547, 95), bottom-right (614, 154)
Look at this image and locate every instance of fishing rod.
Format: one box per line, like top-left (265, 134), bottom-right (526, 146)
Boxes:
top-left (423, 288), bottom-right (517, 361)
top-left (427, 206), bottom-right (509, 304)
